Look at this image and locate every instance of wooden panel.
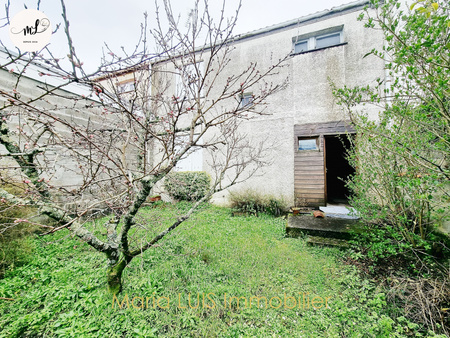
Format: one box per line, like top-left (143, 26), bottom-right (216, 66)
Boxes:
top-left (294, 165), bottom-right (323, 171)
top-left (294, 190), bottom-right (325, 196)
top-left (294, 168), bottom-right (323, 174)
top-left (294, 120), bottom-right (355, 137)
top-left (292, 199), bottom-right (325, 208)
top-left (295, 176), bottom-right (324, 181)
top-left (294, 187), bottom-right (325, 194)
top-left (294, 183), bottom-right (325, 189)
top-left (295, 183), bottom-right (324, 188)
top-left (294, 156), bottom-right (323, 160)
top-left (294, 173), bottom-right (324, 178)
top-left (294, 159), bottom-right (323, 166)
top-left (294, 170), bottom-right (324, 174)
top-left (294, 194), bottom-right (326, 200)
top-left (294, 132), bottom-right (325, 207)
top-left (294, 195), bottom-right (325, 200)
top-left (295, 180), bottom-right (325, 189)
top-left (294, 153), bottom-right (322, 159)
top-left (294, 173), bottom-right (325, 181)
top-left (294, 160), bottom-right (323, 166)
top-left (294, 164), bottom-right (323, 169)
top-left (294, 154), bottom-right (323, 160)
top-left (294, 176), bottom-right (324, 181)
top-left (301, 199), bottom-right (325, 204)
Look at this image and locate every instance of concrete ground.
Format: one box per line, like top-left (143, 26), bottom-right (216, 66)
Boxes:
top-left (319, 204), bottom-right (359, 219)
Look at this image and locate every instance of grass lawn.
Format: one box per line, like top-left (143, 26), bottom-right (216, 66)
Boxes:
top-left (0, 203), bottom-right (441, 337)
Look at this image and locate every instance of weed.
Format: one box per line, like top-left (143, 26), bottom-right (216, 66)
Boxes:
top-left (0, 204), bottom-right (445, 337)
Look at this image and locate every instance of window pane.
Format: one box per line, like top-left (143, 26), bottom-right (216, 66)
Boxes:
top-left (294, 40), bottom-right (308, 53)
top-left (240, 93), bottom-right (253, 108)
top-left (117, 81), bottom-right (135, 93)
top-left (298, 138), bottom-right (318, 150)
top-left (315, 33), bottom-right (341, 49)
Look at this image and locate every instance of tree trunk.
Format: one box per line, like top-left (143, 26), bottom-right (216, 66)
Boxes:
top-left (107, 259), bottom-right (127, 294)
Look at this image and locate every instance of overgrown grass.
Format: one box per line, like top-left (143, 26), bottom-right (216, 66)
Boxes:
top-left (0, 203), bottom-right (445, 337)
top-left (229, 189), bottom-right (287, 216)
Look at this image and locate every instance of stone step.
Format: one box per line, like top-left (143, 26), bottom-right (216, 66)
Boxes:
top-left (286, 214), bottom-right (360, 240)
top-left (306, 236), bottom-right (350, 248)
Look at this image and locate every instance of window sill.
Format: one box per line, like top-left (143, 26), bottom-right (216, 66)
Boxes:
top-left (291, 42), bottom-right (348, 56)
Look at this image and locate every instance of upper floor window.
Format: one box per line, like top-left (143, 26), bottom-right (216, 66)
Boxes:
top-left (293, 25), bottom-right (344, 54)
top-left (117, 80), bottom-right (135, 94)
top-left (294, 40), bottom-right (308, 54)
top-left (316, 32), bottom-right (341, 49)
top-left (240, 92), bottom-right (253, 108)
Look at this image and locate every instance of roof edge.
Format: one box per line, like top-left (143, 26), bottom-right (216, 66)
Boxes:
top-left (232, 0), bottom-right (370, 43)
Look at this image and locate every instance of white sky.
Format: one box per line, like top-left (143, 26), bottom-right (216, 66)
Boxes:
top-left (0, 0), bottom-right (356, 72)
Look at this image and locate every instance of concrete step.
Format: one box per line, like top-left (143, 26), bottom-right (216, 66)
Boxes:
top-left (306, 236), bottom-right (350, 248)
top-left (286, 214), bottom-right (360, 240)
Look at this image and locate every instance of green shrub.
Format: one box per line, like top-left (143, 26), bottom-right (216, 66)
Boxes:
top-left (0, 185), bottom-right (38, 278)
top-left (164, 171), bottom-right (211, 201)
top-left (348, 224), bottom-right (412, 262)
top-left (229, 189), bottom-right (287, 217)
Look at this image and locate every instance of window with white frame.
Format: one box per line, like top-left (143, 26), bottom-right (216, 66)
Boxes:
top-left (293, 25), bottom-right (344, 54)
top-left (294, 40), bottom-right (308, 53)
top-left (239, 92), bottom-right (253, 108)
top-left (116, 80), bottom-right (135, 94)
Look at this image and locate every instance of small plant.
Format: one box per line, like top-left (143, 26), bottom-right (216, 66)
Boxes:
top-left (164, 171), bottom-right (211, 201)
top-left (229, 189), bottom-right (287, 217)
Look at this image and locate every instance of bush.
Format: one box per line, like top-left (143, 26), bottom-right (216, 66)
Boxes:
top-left (229, 189), bottom-right (287, 217)
top-left (164, 171), bottom-right (211, 201)
top-left (0, 185), bottom-right (38, 278)
top-left (348, 224), bottom-right (413, 262)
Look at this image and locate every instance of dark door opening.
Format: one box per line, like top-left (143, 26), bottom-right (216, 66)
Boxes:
top-left (325, 135), bottom-right (354, 204)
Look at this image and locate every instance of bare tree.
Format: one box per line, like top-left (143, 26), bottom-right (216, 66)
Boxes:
top-left (0, 0), bottom-right (287, 293)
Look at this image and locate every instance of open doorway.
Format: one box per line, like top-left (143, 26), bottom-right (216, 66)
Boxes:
top-left (324, 135), bottom-right (354, 204)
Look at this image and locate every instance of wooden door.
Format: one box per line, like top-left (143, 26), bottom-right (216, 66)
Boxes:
top-left (294, 121), bottom-right (355, 207)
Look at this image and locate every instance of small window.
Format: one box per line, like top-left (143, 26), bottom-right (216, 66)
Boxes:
top-left (294, 40), bottom-right (308, 53)
top-left (240, 93), bottom-right (253, 108)
top-left (292, 26), bottom-right (343, 54)
top-left (315, 32), bottom-right (341, 49)
top-left (298, 137), bottom-right (319, 151)
top-left (117, 81), bottom-right (135, 94)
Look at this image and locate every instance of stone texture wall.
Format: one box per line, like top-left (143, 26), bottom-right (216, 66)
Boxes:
top-left (204, 4), bottom-right (385, 205)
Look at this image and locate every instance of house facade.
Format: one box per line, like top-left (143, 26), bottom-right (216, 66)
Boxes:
top-left (151, 0), bottom-right (385, 207)
top-left (90, 0), bottom-right (384, 208)
top-left (0, 1), bottom-right (386, 209)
